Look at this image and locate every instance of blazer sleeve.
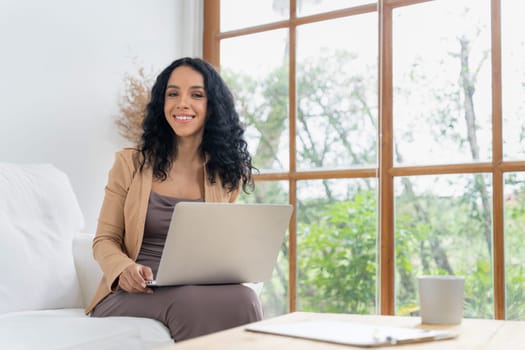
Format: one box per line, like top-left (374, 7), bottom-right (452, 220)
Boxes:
top-left (92, 150), bottom-right (136, 290)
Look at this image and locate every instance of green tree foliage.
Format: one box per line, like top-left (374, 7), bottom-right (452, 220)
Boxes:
top-left (504, 180), bottom-right (525, 320)
top-left (297, 191), bottom-right (377, 314)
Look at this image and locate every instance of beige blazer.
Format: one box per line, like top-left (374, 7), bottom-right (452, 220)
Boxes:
top-left (85, 148), bottom-right (239, 314)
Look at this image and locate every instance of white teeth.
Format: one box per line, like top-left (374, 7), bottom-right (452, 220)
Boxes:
top-left (175, 115), bottom-right (193, 120)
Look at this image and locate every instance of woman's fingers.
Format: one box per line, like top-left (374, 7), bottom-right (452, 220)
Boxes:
top-left (118, 263), bottom-right (154, 293)
top-left (139, 265), bottom-right (154, 282)
top-left (138, 265), bottom-right (154, 294)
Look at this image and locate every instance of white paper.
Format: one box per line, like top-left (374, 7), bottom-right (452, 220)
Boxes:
top-left (245, 320), bottom-right (456, 347)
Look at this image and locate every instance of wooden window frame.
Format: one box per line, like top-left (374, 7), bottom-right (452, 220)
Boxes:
top-left (203, 0), bottom-right (525, 319)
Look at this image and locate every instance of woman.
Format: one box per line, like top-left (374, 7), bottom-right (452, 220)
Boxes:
top-left (86, 57), bottom-right (262, 341)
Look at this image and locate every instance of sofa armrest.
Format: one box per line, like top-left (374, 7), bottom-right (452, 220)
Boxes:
top-left (73, 233), bottom-right (103, 309)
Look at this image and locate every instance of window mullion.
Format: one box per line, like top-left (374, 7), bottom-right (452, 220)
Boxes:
top-left (491, 0), bottom-right (505, 320)
top-left (379, 0), bottom-right (395, 315)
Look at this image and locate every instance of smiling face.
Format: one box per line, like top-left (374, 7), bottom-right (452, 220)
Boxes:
top-left (163, 65), bottom-right (207, 142)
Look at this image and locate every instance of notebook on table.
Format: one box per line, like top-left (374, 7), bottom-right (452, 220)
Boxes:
top-left (146, 202), bottom-right (293, 287)
top-left (245, 320), bottom-right (457, 347)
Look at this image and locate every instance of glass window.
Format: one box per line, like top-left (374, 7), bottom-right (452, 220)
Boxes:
top-left (296, 178), bottom-right (377, 313)
top-left (297, 0), bottom-right (374, 17)
top-left (220, 0), bottom-right (289, 32)
top-left (296, 13), bottom-right (378, 171)
top-left (393, 0), bottom-right (492, 166)
top-left (207, 0), bottom-right (525, 319)
top-left (221, 29), bottom-right (290, 173)
top-left (502, 1), bottom-right (525, 160)
top-left (395, 174), bottom-right (494, 318)
top-left (504, 172), bottom-right (525, 320)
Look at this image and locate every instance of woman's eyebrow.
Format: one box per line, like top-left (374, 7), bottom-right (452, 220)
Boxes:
top-left (166, 84), bottom-right (205, 89)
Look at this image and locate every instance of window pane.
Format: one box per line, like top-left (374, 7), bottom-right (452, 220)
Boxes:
top-left (297, 0), bottom-right (374, 17)
top-left (502, 2), bottom-right (525, 160)
top-left (221, 29), bottom-right (289, 173)
top-left (393, 0), bottom-right (491, 166)
top-left (504, 172), bottom-right (525, 320)
top-left (296, 178), bottom-right (377, 313)
top-left (238, 181), bottom-right (289, 317)
top-left (394, 174), bottom-right (493, 318)
top-left (296, 13), bottom-right (378, 170)
top-left (220, 0), bottom-right (289, 32)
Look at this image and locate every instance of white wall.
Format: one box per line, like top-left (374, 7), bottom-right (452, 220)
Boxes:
top-left (0, 0), bottom-right (203, 234)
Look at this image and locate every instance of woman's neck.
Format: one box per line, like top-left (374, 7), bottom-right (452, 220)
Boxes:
top-left (173, 138), bottom-right (204, 166)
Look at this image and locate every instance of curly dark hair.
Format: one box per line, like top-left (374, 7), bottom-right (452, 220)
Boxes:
top-left (138, 57), bottom-right (255, 194)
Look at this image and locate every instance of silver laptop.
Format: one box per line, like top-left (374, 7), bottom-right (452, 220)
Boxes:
top-left (146, 202), bottom-right (293, 287)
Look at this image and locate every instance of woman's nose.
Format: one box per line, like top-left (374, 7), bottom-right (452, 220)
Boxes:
top-left (177, 96), bottom-right (189, 109)
top-left (176, 94), bottom-right (190, 109)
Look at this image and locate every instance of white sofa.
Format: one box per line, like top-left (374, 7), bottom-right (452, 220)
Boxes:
top-left (0, 163), bottom-right (174, 349)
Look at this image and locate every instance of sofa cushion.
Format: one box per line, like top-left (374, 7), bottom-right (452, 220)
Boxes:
top-left (73, 233), bottom-right (104, 308)
top-left (0, 163), bottom-right (84, 313)
top-left (0, 309), bottom-right (173, 350)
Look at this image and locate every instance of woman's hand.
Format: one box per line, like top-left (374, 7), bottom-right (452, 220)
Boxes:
top-left (118, 263), bottom-right (154, 294)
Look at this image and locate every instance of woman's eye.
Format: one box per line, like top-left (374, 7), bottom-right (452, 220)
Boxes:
top-left (192, 93), bottom-right (205, 98)
top-left (167, 92), bottom-right (178, 97)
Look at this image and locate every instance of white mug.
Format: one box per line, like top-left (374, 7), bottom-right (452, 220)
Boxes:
top-left (418, 275), bottom-right (464, 324)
